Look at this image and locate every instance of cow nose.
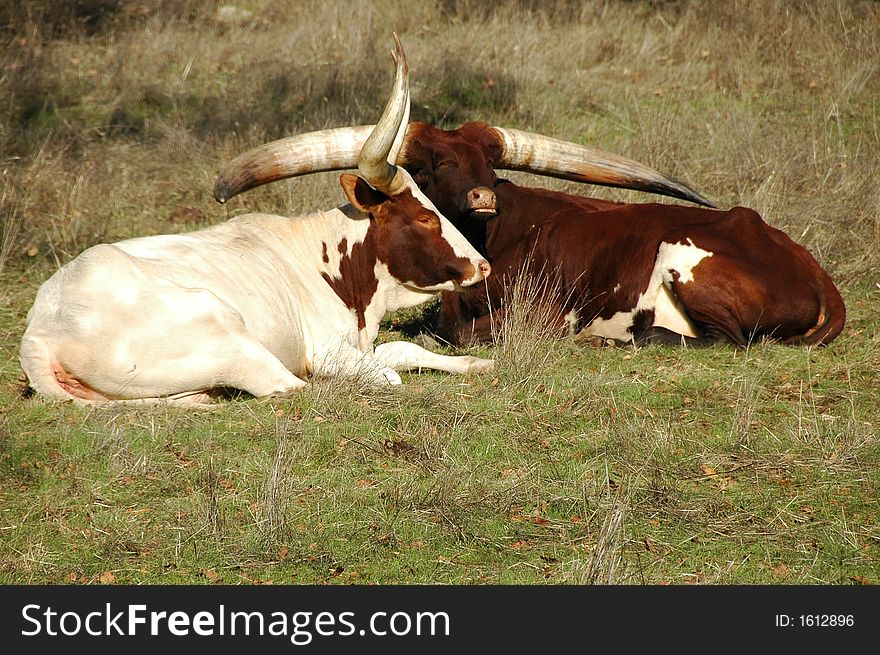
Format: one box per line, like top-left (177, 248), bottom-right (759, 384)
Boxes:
top-left (478, 259), bottom-right (491, 278)
top-left (465, 186), bottom-right (497, 218)
top-left (468, 188), bottom-right (491, 203)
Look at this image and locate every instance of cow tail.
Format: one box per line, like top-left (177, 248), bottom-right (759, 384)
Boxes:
top-left (788, 273), bottom-right (846, 346)
top-left (18, 334), bottom-right (81, 402)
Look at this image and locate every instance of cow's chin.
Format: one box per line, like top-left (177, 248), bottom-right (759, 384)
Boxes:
top-left (405, 276), bottom-right (481, 294)
top-left (466, 207), bottom-right (498, 222)
top-left (405, 280), bottom-right (458, 293)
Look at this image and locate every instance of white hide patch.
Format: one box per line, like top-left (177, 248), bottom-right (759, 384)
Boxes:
top-left (563, 310), bottom-right (579, 337)
top-left (582, 238), bottom-right (713, 342)
top-left (658, 239), bottom-right (712, 285)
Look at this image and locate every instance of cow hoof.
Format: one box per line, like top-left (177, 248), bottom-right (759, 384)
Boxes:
top-left (266, 385), bottom-right (307, 402)
top-left (465, 356), bottom-right (495, 374)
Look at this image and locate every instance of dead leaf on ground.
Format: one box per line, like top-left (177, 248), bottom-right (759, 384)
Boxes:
top-left (772, 563), bottom-right (790, 579)
top-left (98, 571), bottom-right (116, 584)
top-left (278, 545), bottom-right (289, 561)
top-left (510, 540), bottom-right (532, 549)
top-left (203, 568), bottom-right (222, 583)
top-left (699, 464), bottom-right (718, 477)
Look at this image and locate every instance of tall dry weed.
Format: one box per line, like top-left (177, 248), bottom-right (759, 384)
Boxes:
top-left (492, 264), bottom-right (573, 383)
top-left (564, 481), bottom-right (631, 585)
top-left (259, 414), bottom-right (315, 547)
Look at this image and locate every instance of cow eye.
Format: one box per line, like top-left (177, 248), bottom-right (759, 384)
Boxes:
top-left (416, 213), bottom-right (440, 227)
top-left (435, 158), bottom-right (457, 170)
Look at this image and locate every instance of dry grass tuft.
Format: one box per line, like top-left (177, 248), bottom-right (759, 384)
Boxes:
top-left (492, 265), bottom-right (573, 383)
top-left (260, 416), bottom-right (300, 545)
top-left (583, 490), bottom-right (629, 585)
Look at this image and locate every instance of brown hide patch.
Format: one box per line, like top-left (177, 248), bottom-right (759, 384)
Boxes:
top-left (321, 237), bottom-right (378, 332)
top-left (373, 187), bottom-right (476, 287)
top-left (321, 242), bottom-right (329, 263)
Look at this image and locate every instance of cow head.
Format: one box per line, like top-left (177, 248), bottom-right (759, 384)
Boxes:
top-left (338, 172), bottom-right (489, 291)
top-left (400, 122), bottom-right (503, 224)
top-left (397, 122), bottom-right (718, 233)
top-left (214, 36), bottom-right (489, 293)
top-left (339, 43), bottom-right (488, 292)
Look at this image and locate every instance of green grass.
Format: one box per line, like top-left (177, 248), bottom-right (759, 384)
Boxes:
top-left (2, 280), bottom-right (877, 584)
top-left (1, 0), bottom-right (878, 585)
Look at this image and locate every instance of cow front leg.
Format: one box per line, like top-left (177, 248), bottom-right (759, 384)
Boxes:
top-left (311, 344), bottom-right (403, 385)
top-left (221, 335), bottom-right (309, 398)
top-left (374, 340), bottom-right (495, 375)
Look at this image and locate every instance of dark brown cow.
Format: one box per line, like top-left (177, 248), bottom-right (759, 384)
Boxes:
top-left (215, 122), bottom-right (845, 348)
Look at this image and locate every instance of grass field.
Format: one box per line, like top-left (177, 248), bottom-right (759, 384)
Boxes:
top-left (0, 0), bottom-right (878, 585)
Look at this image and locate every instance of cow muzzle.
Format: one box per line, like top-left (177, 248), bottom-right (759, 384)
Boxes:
top-left (458, 258), bottom-right (491, 288)
top-left (464, 186), bottom-right (498, 220)
top-left (478, 259), bottom-right (491, 279)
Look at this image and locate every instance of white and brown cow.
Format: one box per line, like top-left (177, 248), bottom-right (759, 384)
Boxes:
top-left (18, 38), bottom-right (493, 405)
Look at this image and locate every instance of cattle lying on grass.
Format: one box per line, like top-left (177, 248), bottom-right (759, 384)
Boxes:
top-left (18, 39), bottom-right (493, 406)
top-left (215, 122), bottom-right (845, 348)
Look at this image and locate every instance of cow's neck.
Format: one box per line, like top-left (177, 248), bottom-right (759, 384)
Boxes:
top-left (318, 210), bottom-right (384, 337)
top-left (485, 181), bottom-right (609, 254)
top-left (314, 206), bottom-right (428, 351)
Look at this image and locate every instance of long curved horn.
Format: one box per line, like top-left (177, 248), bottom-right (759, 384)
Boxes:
top-left (213, 126), bottom-right (373, 203)
top-left (388, 87), bottom-right (411, 165)
top-left (213, 34), bottom-right (412, 204)
top-left (489, 126), bottom-right (716, 208)
top-left (356, 33), bottom-right (410, 194)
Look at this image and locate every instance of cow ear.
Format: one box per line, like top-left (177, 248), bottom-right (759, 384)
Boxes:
top-left (340, 173), bottom-right (389, 213)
